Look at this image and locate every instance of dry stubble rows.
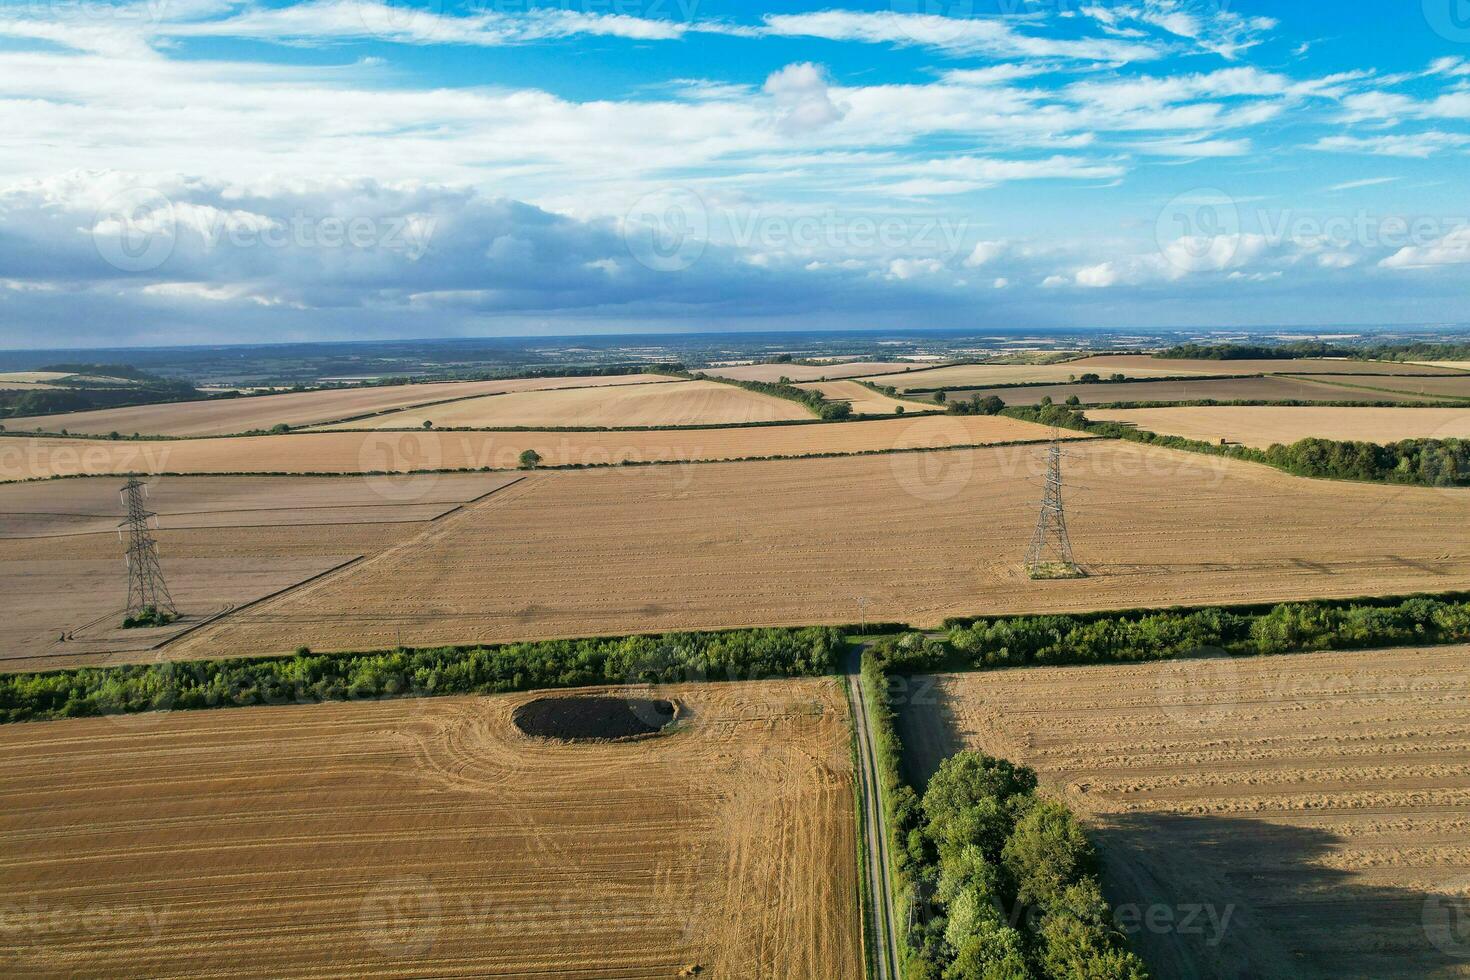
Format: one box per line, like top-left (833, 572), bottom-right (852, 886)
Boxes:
top-left (164, 440), bottom-right (1470, 663)
top-left (911, 647), bottom-right (1470, 978)
top-left (0, 679), bottom-right (860, 979)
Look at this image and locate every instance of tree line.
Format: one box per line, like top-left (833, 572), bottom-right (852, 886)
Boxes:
top-left (870, 594), bottom-right (1470, 675)
top-left (1004, 403), bottom-right (1470, 488)
top-left (0, 627), bottom-right (843, 724)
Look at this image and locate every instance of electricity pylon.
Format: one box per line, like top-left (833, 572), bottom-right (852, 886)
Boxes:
top-left (119, 479), bottom-right (177, 618)
top-left (1025, 434), bottom-right (1083, 579)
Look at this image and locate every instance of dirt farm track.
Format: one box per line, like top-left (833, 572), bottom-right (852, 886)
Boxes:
top-left (0, 680), bottom-right (860, 978)
top-left (902, 646), bottom-right (1470, 979)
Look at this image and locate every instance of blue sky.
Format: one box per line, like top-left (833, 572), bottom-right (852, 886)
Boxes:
top-left (0, 0), bottom-right (1468, 346)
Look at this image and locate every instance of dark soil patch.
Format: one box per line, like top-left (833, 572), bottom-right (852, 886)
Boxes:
top-left (512, 695), bottom-right (678, 742)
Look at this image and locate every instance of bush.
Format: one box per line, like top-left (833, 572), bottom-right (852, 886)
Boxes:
top-left (917, 751), bottom-right (1147, 979)
top-left (120, 606), bottom-right (176, 629)
top-left (519, 449), bottom-right (542, 469)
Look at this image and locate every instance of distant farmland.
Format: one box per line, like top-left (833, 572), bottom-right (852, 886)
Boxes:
top-left (0, 680), bottom-right (860, 978)
top-left (906, 646), bottom-right (1470, 978)
top-left (314, 379), bottom-right (813, 429)
top-left (794, 380), bottom-right (937, 415)
top-left (910, 375), bottom-right (1453, 407)
top-left (865, 355), bottom-right (1468, 391)
top-left (0, 414), bottom-right (1064, 481)
top-left (3, 374), bottom-right (679, 437)
top-left (1089, 405), bottom-right (1470, 447)
top-left (701, 360), bottom-right (925, 383)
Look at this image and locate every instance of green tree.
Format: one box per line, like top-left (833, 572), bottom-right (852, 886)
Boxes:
top-left (519, 449), bottom-right (543, 469)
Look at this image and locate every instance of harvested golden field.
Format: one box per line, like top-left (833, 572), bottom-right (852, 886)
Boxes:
top-left (794, 380), bottom-right (939, 416)
top-left (1318, 374), bottom-right (1470, 399)
top-left (163, 441), bottom-right (1470, 663)
top-left (912, 375), bottom-right (1448, 407)
top-left (0, 414), bottom-right (1064, 481)
top-left (0, 371), bottom-right (73, 383)
top-left (702, 360), bottom-right (926, 383)
top-left (314, 379), bottom-right (813, 429)
top-left (1410, 361), bottom-right (1470, 372)
top-left (908, 646), bottom-right (1470, 978)
top-left (3, 374), bottom-right (678, 437)
top-left (1090, 405), bottom-right (1470, 447)
top-left (0, 473), bottom-right (519, 671)
top-left (0, 680), bottom-right (860, 979)
top-left (866, 355), bottom-right (1467, 391)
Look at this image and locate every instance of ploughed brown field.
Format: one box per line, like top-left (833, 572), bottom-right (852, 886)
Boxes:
top-left (0, 679), bottom-right (861, 979)
top-left (3, 374), bottom-right (679, 437)
top-left (312, 379), bottom-right (813, 429)
top-left (794, 380), bottom-right (941, 415)
top-left (0, 473), bottom-right (518, 671)
top-left (701, 360), bottom-right (926, 382)
top-left (865, 355), bottom-right (1468, 391)
top-left (1089, 405), bottom-right (1470, 447)
top-left (900, 646), bottom-right (1470, 979)
top-left (0, 414), bottom-right (1064, 481)
top-left (149, 441), bottom-right (1470, 666)
top-left (913, 375), bottom-right (1453, 407)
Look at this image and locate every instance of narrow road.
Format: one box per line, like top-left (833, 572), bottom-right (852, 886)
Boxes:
top-left (846, 646), bottom-right (901, 980)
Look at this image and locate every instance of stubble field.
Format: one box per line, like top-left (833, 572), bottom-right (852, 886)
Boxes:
top-left (913, 375), bottom-right (1451, 407)
top-left (1089, 405), bottom-right (1470, 447)
top-left (903, 646), bottom-right (1470, 978)
top-left (312, 379), bottom-right (813, 429)
top-left (0, 413), bottom-right (1064, 481)
top-left (865, 355), bottom-right (1468, 391)
top-left (701, 361), bottom-right (925, 382)
top-left (158, 441), bottom-right (1470, 664)
top-left (793, 380), bottom-right (939, 415)
top-left (0, 679), bottom-right (861, 978)
top-left (3, 374), bottom-right (679, 437)
top-left (0, 473), bottom-right (520, 671)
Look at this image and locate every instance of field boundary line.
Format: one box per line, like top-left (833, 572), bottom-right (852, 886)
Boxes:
top-left (151, 555), bottom-right (367, 651)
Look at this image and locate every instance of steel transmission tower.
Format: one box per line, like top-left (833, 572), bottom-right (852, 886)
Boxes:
top-left (119, 479), bottom-right (177, 618)
top-left (1025, 435), bottom-right (1083, 579)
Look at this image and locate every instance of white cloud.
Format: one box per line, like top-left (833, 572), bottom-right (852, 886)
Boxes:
top-left (761, 11), bottom-right (1160, 62)
top-left (1380, 226), bottom-right (1470, 269)
top-left (965, 241), bottom-right (1008, 267)
top-left (1327, 177), bottom-right (1400, 191)
top-left (764, 63), bottom-right (848, 135)
top-left (1083, 2), bottom-right (1278, 60)
top-left (1311, 132), bottom-right (1470, 158)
